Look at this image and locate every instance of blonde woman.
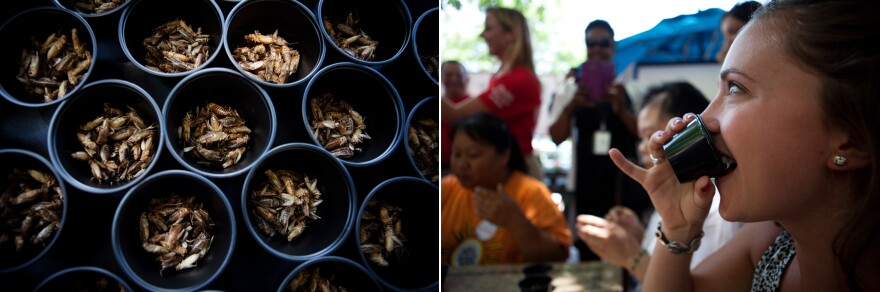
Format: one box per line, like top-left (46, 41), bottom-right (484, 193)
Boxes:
top-left (442, 7), bottom-right (543, 180)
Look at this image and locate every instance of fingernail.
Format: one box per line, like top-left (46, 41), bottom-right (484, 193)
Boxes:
top-left (673, 119), bottom-right (683, 126)
top-left (657, 132), bottom-right (664, 138)
top-left (685, 113), bottom-right (696, 120)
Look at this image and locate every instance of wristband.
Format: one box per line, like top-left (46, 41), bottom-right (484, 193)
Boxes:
top-left (655, 221), bottom-right (703, 255)
top-left (630, 248), bottom-right (647, 272)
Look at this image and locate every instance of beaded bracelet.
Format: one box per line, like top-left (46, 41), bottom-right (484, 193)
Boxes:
top-left (630, 248), bottom-right (648, 273)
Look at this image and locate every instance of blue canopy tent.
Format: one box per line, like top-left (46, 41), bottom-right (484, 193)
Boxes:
top-left (613, 8), bottom-right (725, 75)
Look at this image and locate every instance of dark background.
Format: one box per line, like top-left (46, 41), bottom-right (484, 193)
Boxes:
top-left (0, 0), bottom-right (439, 291)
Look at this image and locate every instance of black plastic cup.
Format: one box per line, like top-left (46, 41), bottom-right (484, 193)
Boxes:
top-left (663, 115), bottom-right (732, 182)
top-left (411, 8), bottom-right (438, 85)
top-left (403, 96), bottom-right (438, 183)
top-left (522, 263), bottom-right (552, 277)
top-left (119, 0), bottom-right (225, 78)
top-left (35, 266), bottom-right (133, 292)
top-left (357, 177), bottom-right (438, 291)
top-left (302, 62), bottom-right (404, 167)
top-left (0, 149), bottom-right (68, 273)
top-left (53, 0), bottom-right (132, 18)
top-left (162, 67), bottom-right (276, 179)
top-left (518, 275), bottom-right (552, 292)
top-left (316, 0), bottom-right (412, 69)
top-left (277, 256), bottom-right (381, 292)
top-left (48, 79), bottom-right (163, 194)
top-left (0, 7), bottom-right (97, 107)
top-left (242, 143), bottom-right (356, 262)
top-left (112, 170), bottom-right (236, 292)
top-left (223, 0), bottom-right (325, 88)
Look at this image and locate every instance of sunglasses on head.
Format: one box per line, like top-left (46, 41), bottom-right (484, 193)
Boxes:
top-left (587, 39), bottom-right (612, 48)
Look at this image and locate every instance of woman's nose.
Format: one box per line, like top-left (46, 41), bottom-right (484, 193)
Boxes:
top-left (700, 100), bottom-right (722, 134)
top-left (452, 157), bottom-right (467, 172)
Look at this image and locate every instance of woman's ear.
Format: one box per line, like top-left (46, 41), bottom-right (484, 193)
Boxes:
top-left (500, 147), bottom-right (512, 169)
top-left (827, 133), bottom-right (871, 171)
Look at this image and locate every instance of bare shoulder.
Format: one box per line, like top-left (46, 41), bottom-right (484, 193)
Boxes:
top-left (691, 221), bottom-right (782, 291)
top-left (740, 222), bottom-right (785, 264)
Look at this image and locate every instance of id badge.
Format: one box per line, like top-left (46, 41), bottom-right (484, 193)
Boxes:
top-left (475, 220), bottom-right (498, 241)
top-left (593, 131), bottom-right (611, 156)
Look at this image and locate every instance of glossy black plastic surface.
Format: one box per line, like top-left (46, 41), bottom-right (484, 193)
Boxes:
top-left (316, 0), bottom-right (412, 68)
top-left (277, 256), bottom-right (382, 292)
top-left (0, 7), bottom-right (97, 107)
top-left (112, 170), bottom-right (236, 291)
top-left (412, 8), bottom-right (438, 85)
top-left (663, 115), bottom-right (725, 182)
top-left (224, 0), bottom-right (325, 88)
top-left (48, 80), bottom-right (163, 194)
top-left (0, 149), bottom-right (69, 273)
top-left (35, 266), bottom-right (133, 292)
top-left (162, 68), bottom-right (276, 179)
top-left (403, 95), bottom-right (438, 183)
top-left (119, 0), bottom-right (225, 78)
top-left (518, 275), bottom-right (552, 292)
top-left (241, 143), bottom-right (356, 262)
top-left (302, 63), bottom-right (404, 167)
top-left (357, 177), bottom-right (439, 291)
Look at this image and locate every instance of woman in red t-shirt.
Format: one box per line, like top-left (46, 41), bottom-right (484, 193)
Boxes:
top-left (442, 7), bottom-right (543, 180)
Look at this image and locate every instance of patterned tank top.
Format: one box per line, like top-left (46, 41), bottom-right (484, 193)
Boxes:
top-left (751, 230), bottom-right (796, 291)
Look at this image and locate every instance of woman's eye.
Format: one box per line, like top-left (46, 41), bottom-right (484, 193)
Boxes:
top-left (728, 82), bottom-right (742, 95)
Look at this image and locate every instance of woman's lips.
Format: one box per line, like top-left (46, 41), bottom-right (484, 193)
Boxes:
top-left (718, 155), bottom-right (738, 176)
top-left (714, 155), bottom-right (737, 188)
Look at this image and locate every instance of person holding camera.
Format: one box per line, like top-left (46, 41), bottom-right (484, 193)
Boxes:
top-left (549, 20), bottom-right (640, 262)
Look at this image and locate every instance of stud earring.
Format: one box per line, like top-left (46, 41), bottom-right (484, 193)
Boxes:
top-left (834, 155), bottom-right (847, 166)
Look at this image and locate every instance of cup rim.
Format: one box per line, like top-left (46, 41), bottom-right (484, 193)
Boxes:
top-left (0, 149), bottom-right (69, 273)
top-left (0, 6), bottom-right (98, 108)
top-left (276, 256), bottom-right (380, 292)
top-left (316, 0), bottom-right (413, 67)
top-left (411, 7), bottom-right (438, 85)
top-left (111, 169), bottom-right (236, 292)
top-left (52, 0), bottom-right (133, 18)
top-left (356, 176), bottom-right (439, 291)
top-left (692, 114), bottom-right (725, 176)
top-left (161, 67), bottom-right (277, 179)
top-left (403, 96), bottom-right (438, 184)
top-left (301, 62), bottom-right (404, 167)
top-left (34, 266), bottom-right (133, 292)
top-left (47, 79), bottom-right (163, 194)
top-left (518, 274), bottom-right (553, 290)
top-left (118, 0), bottom-right (226, 78)
top-left (222, 0), bottom-right (326, 88)
top-left (240, 143), bottom-right (357, 262)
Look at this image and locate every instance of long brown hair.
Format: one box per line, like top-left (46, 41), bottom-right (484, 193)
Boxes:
top-left (753, 0), bottom-right (879, 289)
top-left (485, 7), bottom-right (535, 74)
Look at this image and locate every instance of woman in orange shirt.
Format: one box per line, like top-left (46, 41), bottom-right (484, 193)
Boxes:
top-left (442, 113), bottom-right (570, 266)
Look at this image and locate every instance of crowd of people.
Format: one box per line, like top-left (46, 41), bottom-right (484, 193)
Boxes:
top-left (441, 0), bottom-right (879, 290)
